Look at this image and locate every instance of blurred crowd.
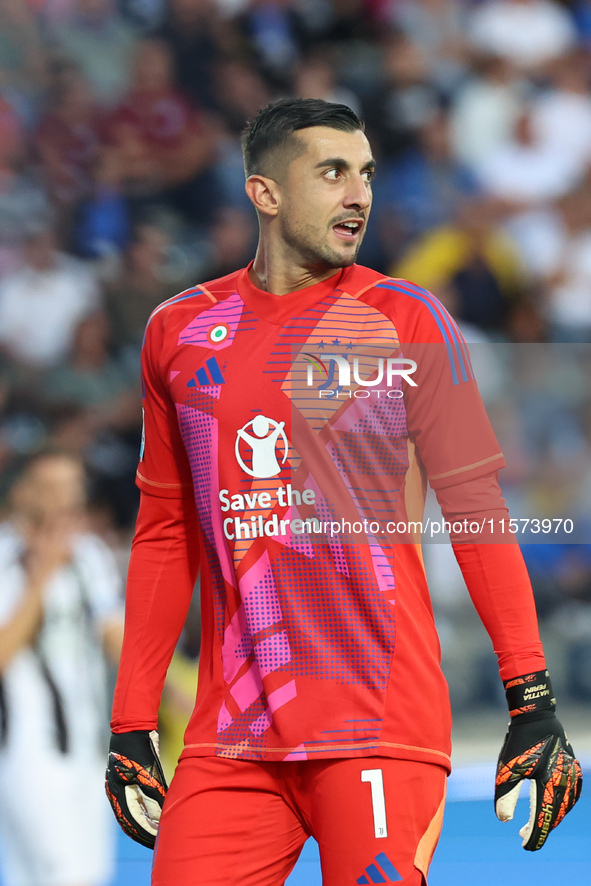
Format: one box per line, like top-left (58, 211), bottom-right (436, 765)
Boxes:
top-left (0, 0), bottom-right (591, 708)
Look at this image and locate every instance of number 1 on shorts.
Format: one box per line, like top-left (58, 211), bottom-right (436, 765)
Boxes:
top-left (361, 769), bottom-right (388, 838)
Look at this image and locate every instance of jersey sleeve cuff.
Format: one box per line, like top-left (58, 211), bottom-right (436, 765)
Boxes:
top-left (136, 469), bottom-right (194, 499)
top-left (429, 452), bottom-right (506, 491)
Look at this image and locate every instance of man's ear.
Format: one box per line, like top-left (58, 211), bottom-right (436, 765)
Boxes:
top-left (245, 175), bottom-right (281, 218)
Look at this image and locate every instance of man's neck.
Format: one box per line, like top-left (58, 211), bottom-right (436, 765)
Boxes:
top-left (250, 243), bottom-right (343, 296)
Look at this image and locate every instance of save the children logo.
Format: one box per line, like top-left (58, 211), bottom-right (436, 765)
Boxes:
top-left (235, 415), bottom-right (289, 478)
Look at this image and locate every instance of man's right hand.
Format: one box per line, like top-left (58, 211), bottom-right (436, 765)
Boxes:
top-left (105, 730), bottom-right (168, 849)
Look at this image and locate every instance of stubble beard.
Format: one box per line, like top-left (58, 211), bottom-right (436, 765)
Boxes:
top-left (279, 214), bottom-right (362, 271)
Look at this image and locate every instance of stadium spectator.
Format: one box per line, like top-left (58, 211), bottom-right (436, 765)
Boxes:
top-left (104, 219), bottom-right (185, 359)
top-left (211, 56), bottom-right (275, 139)
top-left (467, 0), bottom-right (578, 72)
top-left (372, 106), bottom-right (480, 245)
top-left (0, 450), bottom-right (123, 886)
top-left (540, 184), bottom-right (591, 341)
top-left (103, 37), bottom-right (220, 225)
top-left (0, 0), bottom-right (48, 125)
top-left (209, 57), bottom-right (275, 207)
top-left (45, 311), bottom-right (138, 420)
top-left (572, 0), bottom-right (591, 46)
top-left (73, 141), bottom-right (132, 260)
top-left (0, 222), bottom-right (101, 372)
top-left (303, 0), bottom-right (378, 44)
top-left (48, 0), bottom-right (139, 108)
top-left (0, 93), bottom-right (51, 277)
top-left (35, 66), bottom-right (103, 214)
top-left (393, 195), bottom-right (526, 334)
top-left (44, 311), bottom-right (143, 530)
top-left (475, 107), bottom-right (585, 205)
top-left (502, 179), bottom-right (591, 337)
top-left (237, 0), bottom-right (303, 82)
top-left (386, 0), bottom-right (470, 95)
top-left (154, 0), bottom-right (236, 112)
top-left (450, 53), bottom-right (529, 171)
top-left (200, 204), bottom-right (258, 279)
top-left (362, 30), bottom-right (442, 162)
top-left (294, 49), bottom-right (361, 116)
top-left (529, 48), bottom-right (591, 171)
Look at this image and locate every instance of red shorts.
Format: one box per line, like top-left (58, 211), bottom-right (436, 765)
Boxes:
top-left (152, 756), bottom-right (447, 886)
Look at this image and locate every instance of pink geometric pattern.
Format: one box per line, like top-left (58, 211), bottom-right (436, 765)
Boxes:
top-left (255, 631), bottom-right (291, 677)
top-left (221, 606), bottom-right (252, 684)
top-left (305, 474), bottom-right (350, 577)
top-left (217, 553), bottom-right (299, 738)
top-left (217, 703), bottom-right (233, 733)
top-left (283, 744), bottom-right (308, 761)
top-left (275, 505), bottom-right (316, 558)
top-left (239, 551), bottom-right (283, 635)
top-left (249, 681), bottom-right (297, 737)
top-left (177, 291), bottom-right (243, 350)
top-left (249, 710), bottom-right (272, 737)
top-left (177, 404), bottom-right (236, 590)
top-left (267, 680), bottom-right (297, 713)
top-left (230, 663), bottom-right (264, 713)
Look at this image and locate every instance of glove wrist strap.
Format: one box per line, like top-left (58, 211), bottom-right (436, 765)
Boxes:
top-left (504, 669), bottom-right (556, 717)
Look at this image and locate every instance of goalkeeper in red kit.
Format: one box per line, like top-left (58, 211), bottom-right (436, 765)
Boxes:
top-left (105, 98), bottom-right (581, 884)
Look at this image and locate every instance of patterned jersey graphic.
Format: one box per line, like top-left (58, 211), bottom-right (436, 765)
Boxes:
top-left (137, 265), bottom-right (504, 766)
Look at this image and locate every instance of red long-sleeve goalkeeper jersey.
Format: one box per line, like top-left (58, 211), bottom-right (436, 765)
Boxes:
top-left (112, 263), bottom-right (545, 771)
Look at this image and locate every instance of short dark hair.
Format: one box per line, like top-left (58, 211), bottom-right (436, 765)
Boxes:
top-left (11, 448), bottom-right (85, 484)
top-left (241, 98), bottom-right (364, 178)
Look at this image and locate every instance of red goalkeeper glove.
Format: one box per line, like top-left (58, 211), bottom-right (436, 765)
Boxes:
top-left (105, 730), bottom-right (168, 849)
top-left (495, 670), bottom-right (582, 851)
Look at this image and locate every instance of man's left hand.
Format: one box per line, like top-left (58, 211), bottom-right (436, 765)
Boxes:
top-left (105, 730), bottom-right (168, 849)
top-left (495, 709), bottom-right (582, 850)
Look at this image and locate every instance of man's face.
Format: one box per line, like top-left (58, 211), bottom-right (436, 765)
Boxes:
top-left (14, 456), bottom-right (87, 529)
top-left (275, 126), bottom-right (375, 270)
